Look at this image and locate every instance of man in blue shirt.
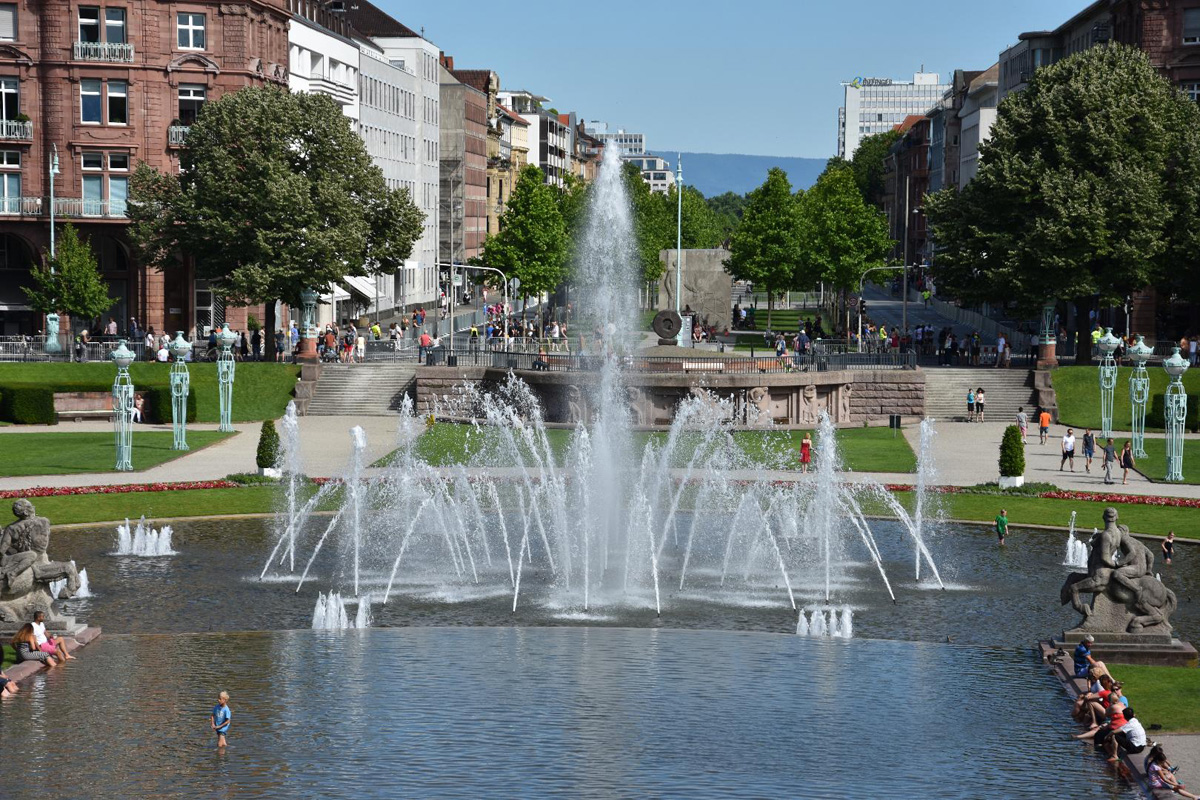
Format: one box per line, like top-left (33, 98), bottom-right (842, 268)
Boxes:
top-left (211, 690), bottom-right (232, 748)
top-left (1074, 634), bottom-right (1100, 678)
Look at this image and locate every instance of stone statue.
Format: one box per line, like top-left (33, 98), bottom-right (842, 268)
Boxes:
top-left (838, 384), bottom-right (853, 423)
top-left (0, 499), bottom-right (80, 624)
top-left (798, 384), bottom-right (819, 425)
top-left (1060, 507), bottom-right (1176, 635)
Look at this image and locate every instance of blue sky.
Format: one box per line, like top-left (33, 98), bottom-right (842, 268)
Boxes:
top-left (381, 0), bottom-right (1084, 158)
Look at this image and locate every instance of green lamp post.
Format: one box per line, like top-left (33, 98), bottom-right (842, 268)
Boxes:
top-left (169, 331), bottom-right (192, 450)
top-left (110, 339), bottom-right (135, 470)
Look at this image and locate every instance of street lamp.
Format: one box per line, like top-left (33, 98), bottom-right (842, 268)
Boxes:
top-left (856, 265), bottom-right (896, 353)
top-left (299, 287), bottom-right (319, 362)
top-left (675, 154), bottom-right (683, 344)
top-left (1126, 334), bottom-right (1153, 459)
top-left (217, 324), bottom-right (237, 433)
top-left (44, 145), bottom-right (62, 354)
top-left (1163, 346), bottom-right (1190, 482)
top-left (1097, 327), bottom-right (1121, 439)
top-left (110, 339), bottom-right (135, 470)
top-left (169, 331), bottom-right (192, 450)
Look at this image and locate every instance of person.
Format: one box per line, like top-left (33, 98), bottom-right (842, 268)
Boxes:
top-left (1081, 428), bottom-right (1096, 474)
top-left (370, 322), bottom-right (382, 341)
top-left (31, 610), bottom-right (74, 662)
top-left (274, 329), bottom-right (285, 362)
top-left (975, 387), bottom-right (986, 422)
top-left (212, 690), bottom-right (231, 748)
top-left (966, 387), bottom-right (976, 422)
top-left (1103, 706), bottom-right (1147, 762)
top-left (1061, 428), bottom-right (1077, 472)
top-left (155, 343), bottom-right (169, 362)
top-left (1103, 438), bottom-right (1118, 485)
top-left (251, 327), bottom-right (261, 361)
top-left (11, 623), bottom-right (57, 667)
top-left (996, 334), bottom-right (1007, 367)
top-left (418, 330), bottom-right (433, 364)
top-left (1146, 745), bottom-right (1200, 799)
top-left (1074, 702), bottom-right (1126, 753)
top-left (1073, 671), bottom-right (1114, 727)
top-left (0, 669), bottom-right (17, 698)
top-left (105, 317), bottom-right (118, 336)
top-left (1016, 407), bottom-right (1029, 444)
top-left (1038, 409), bottom-right (1052, 444)
top-left (1073, 634), bottom-right (1106, 679)
top-left (1121, 440), bottom-right (1136, 485)
top-left (995, 508), bottom-right (1008, 546)
top-left (1163, 531), bottom-right (1175, 565)
top-left (799, 432), bottom-right (813, 474)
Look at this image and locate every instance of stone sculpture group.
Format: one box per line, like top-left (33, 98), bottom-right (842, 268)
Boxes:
top-left (0, 499), bottom-right (80, 624)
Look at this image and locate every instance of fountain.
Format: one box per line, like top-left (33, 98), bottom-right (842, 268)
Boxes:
top-left (1062, 512), bottom-right (1089, 568)
top-left (796, 605), bottom-right (853, 638)
top-left (50, 562), bottom-right (92, 599)
top-left (114, 517), bottom-right (175, 556)
top-left (311, 591), bottom-right (371, 629)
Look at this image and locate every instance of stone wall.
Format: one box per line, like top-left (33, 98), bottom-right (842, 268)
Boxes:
top-left (657, 249), bottom-right (733, 332)
top-left (416, 366), bottom-right (925, 427)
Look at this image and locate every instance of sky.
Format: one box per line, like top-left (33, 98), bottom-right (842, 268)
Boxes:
top-left (378, 0), bottom-right (1086, 158)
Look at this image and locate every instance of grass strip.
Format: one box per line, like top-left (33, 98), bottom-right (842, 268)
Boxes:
top-left (1106, 664), bottom-right (1200, 733)
top-left (0, 430), bottom-right (233, 477)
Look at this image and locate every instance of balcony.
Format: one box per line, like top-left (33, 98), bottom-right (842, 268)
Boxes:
top-left (308, 76), bottom-right (356, 105)
top-left (0, 119), bottom-right (33, 141)
top-left (73, 41), bottom-right (134, 62)
top-left (0, 197), bottom-right (42, 215)
top-left (168, 125), bottom-right (190, 147)
top-left (53, 197), bottom-right (127, 219)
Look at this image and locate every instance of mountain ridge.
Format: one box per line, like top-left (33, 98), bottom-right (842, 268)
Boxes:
top-left (658, 150), bottom-right (830, 197)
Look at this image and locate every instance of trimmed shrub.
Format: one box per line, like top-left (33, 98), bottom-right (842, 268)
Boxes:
top-left (999, 424), bottom-right (1025, 477)
top-left (141, 387), bottom-right (197, 424)
top-left (225, 471), bottom-right (280, 485)
top-left (0, 386), bottom-right (56, 424)
top-left (1148, 394), bottom-right (1199, 432)
top-left (256, 419), bottom-right (280, 469)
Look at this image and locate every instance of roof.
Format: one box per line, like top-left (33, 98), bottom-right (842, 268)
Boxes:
top-left (967, 62), bottom-right (1000, 94)
top-left (496, 105), bottom-right (529, 126)
top-left (894, 114), bottom-right (925, 134)
top-left (450, 69), bottom-right (493, 93)
top-left (341, 0), bottom-right (423, 39)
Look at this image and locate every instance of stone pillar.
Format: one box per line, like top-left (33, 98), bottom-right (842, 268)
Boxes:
top-left (297, 287), bottom-right (319, 362)
top-left (1037, 301), bottom-right (1058, 368)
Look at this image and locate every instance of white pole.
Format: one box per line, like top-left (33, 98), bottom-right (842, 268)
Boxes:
top-left (675, 154), bottom-right (682, 315)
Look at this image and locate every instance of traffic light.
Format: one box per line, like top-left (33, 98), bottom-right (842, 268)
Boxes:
top-left (858, 298), bottom-right (867, 316)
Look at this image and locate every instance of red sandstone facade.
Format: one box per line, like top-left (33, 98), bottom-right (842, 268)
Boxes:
top-left (0, 0), bottom-right (289, 337)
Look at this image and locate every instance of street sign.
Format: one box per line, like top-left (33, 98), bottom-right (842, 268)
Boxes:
top-left (510, 277), bottom-right (521, 291)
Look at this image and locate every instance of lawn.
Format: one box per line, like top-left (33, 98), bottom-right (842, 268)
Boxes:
top-left (377, 423), bottom-right (917, 474)
top-left (0, 430), bottom-right (234, 476)
top-left (1054, 366), bottom-right (1200, 433)
top-left (934, 493), bottom-right (1195, 539)
top-left (745, 309), bottom-right (817, 333)
top-left (30, 485), bottom-right (288, 526)
top-left (1106, 664), bottom-right (1200, 733)
top-left (1133, 438), bottom-right (1200, 485)
top-left (0, 362), bottom-right (299, 422)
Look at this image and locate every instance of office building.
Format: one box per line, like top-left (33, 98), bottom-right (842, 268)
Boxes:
top-left (837, 72), bottom-right (949, 159)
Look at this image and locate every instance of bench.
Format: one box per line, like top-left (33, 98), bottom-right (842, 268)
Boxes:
top-left (53, 391), bottom-right (147, 423)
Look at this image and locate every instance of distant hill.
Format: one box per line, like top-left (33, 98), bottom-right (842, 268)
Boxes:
top-left (659, 151), bottom-right (829, 197)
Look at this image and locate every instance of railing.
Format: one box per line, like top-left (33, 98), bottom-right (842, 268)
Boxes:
top-left (0, 336), bottom-right (149, 363)
top-left (53, 197), bottom-right (127, 218)
top-left (168, 125), bottom-right (190, 147)
top-left (0, 196), bottom-right (42, 215)
top-left (0, 119), bottom-right (33, 141)
top-left (424, 348), bottom-right (917, 373)
top-left (73, 40), bottom-right (134, 62)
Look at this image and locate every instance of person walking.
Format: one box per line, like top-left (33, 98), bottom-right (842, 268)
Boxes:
top-left (1016, 407), bottom-right (1029, 444)
top-left (1102, 438), bottom-right (1117, 485)
top-left (1162, 531), bottom-right (1175, 565)
top-left (1081, 428), bottom-right (1095, 473)
top-left (211, 691), bottom-right (232, 748)
top-left (995, 508), bottom-right (1008, 546)
top-left (1121, 441), bottom-right (1136, 485)
top-left (1060, 428), bottom-right (1076, 472)
top-left (1038, 408), bottom-right (1052, 444)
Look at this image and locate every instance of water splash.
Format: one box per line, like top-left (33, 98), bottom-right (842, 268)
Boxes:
top-left (311, 592), bottom-right (370, 629)
top-left (796, 606), bottom-right (853, 638)
top-left (114, 517), bottom-right (175, 556)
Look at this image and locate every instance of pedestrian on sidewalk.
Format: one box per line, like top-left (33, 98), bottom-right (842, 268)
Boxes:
top-left (1081, 429), bottom-right (1096, 473)
top-left (1102, 438), bottom-right (1117, 484)
top-left (995, 508), bottom-right (1008, 546)
top-left (1017, 407), bottom-right (1028, 443)
top-left (1121, 441), bottom-right (1136, 485)
top-left (1060, 428), bottom-right (1077, 472)
top-left (1038, 409), bottom-right (1052, 444)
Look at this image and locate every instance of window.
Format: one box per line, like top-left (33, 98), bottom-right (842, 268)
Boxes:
top-left (0, 150), bottom-right (18, 167)
top-left (81, 79), bottom-right (101, 122)
top-left (80, 151), bottom-right (128, 215)
top-left (109, 153), bottom-right (128, 170)
top-left (0, 171), bottom-right (19, 212)
top-left (1184, 83), bottom-right (1200, 102)
top-left (109, 173), bottom-right (127, 215)
top-left (105, 8), bottom-right (125, 43)
top-left (1185, 9), bottom-right (1200, 44)
top-left (79, 6), bottom-right (100, 41)
top-left (0, 4), bottom-right (15, 41)
top-left (178, 84), bottom-right (205, 124)
top-left (177, 13), bottom-right (205, 49)
top-left (107, 80), bottom-right (126, 123)
top-left (82, 151), bottom-right (104, 170)
top-left (0, 78), bottom-right (16, 120)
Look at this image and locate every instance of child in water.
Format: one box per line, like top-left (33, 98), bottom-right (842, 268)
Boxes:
top-left (211, 690), bottom-right (231, 748)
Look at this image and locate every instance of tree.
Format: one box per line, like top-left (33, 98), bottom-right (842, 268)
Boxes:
top-left (670, 185), bottom-right (724, 249)
top-left (21, 224), bottom-right (114, 325)
top-left (724, 167), bottom-right (803, 329)
top-left (129, 86), bottom-right (424, 335)
top-left (706, 191), bottom-right (748, 241)
top-left (479, 165), bottom-right (569, 308)
top-left (623, 161), bottom-right (672, 288)
top-left (849, 130), bottom-right (901, 208)
top-left (925, 44), bottom-right (1200, 362)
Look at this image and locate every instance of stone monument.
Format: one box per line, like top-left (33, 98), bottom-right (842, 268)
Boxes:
top-left (652, 310), bottom-right (683, 346)
top-left (1053, 507), bottom-right (1195, 665)
top-left (0, 499), bottom-right (81, 627)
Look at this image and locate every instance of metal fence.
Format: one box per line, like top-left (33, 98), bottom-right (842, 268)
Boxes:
top-left (424, 348), bottom-right (917, 373)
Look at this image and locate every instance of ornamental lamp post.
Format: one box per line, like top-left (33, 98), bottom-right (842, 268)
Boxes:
top-left (168, 331), bottom-right (192, 450)
top-left (1126, 334), bottom-right (1153, 459)
top-left (298, 288), bottom-right (319, 362)
top-left (216, 324), bottom-right (237, 433)
top-left (1097, 327), bottom-right (1121, 440)
top-left (1038, 301), bottom-right (1058, 366)
top-left (44, 144), bottom-right (61, 355)
top-left (1163, 346), bottom-right (1190, 482)
top-left (110, 339), bottom-right (135, 470)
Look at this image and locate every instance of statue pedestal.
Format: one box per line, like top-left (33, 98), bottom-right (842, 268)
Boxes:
top-left (1050, 633), bottom-right (1197, 667)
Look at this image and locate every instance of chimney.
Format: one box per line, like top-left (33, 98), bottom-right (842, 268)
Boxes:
top-left (439, 52), bottom-right (454, 70)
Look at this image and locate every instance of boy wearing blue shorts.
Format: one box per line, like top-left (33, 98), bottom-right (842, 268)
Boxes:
top-left (212, 690), bottom-right (231, 747)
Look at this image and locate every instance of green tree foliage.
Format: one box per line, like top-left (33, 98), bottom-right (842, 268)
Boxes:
top-left (849, 130), bottom-right (901, 207)
top-left (706, 191), bottom-right (748, 241)
top-left (21, 224), bottom-right (115, 322)
top-left (999, 425), bottom-right (1025, 477)
top-left (623, 161), bottom-right (672, 286)
top-left (557, 172), bottom-right (590, 241)
top-left (796, 163), bottom-right (892, 294)
top-left (671, 185), bottom-right (724, 249)
top-left (724, 167), bottom-right (803, 328)
top-left (256, 419), bottom-right (280, 470)
top-left (129, 86), bottom-right (424, 333)
top-left (926, 44), bottom-right (1200, 360)
top-left (480, 165), bottom-right (570, 301)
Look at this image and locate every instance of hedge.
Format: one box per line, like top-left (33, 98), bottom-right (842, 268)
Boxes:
top-left (999, 424), bottom-right (1025, 477)
top-left (1149, 394), bottom-right (1199, 432)
top-left (0, 386), bottom-right (56, 424)
top-left (257, 419), bottom-right (280, 469)
top-left (142, 387), bottom-right (198, 424)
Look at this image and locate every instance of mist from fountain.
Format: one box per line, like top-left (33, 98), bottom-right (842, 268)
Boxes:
top-left (50, 561), bottom-right (91, 599)
top-left (278, 401), bottom-right (304, 571)
top-left (114, 517), bottom-right (175, 556)
top-left (1064, 513), bottom-right (1089, 568)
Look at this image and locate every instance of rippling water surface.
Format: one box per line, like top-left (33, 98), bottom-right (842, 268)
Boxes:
top-left (2, 627), bottom-right (1135, 799)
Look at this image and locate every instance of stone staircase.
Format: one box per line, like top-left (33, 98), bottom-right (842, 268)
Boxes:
top-left (923, 366), bottom-right (1039, 423)
top-left (306, 364), bottom-right (416, 416)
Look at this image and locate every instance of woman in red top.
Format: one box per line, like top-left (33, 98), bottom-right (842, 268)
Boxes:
top-left (799, 433), bottom-right (813, 474)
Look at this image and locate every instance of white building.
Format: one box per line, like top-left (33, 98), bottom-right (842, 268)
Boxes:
top-left (838, 72), bottom-right (949, 159)
top-left (624, 154), bottom-right (675, 194)
top-left (498, 90), bottom-right (568, 187)
top-left (584, 121), bottom-right (645, 157)
top-left (957, 65), bottom-right (999, 188)
top-left (288, 12), bottom-right (360, 124)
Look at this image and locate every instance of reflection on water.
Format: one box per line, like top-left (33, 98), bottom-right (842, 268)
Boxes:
top-left (0, 628), bottom-right (1135, 800)
top-left (49, 517), bottom-right (1200, 645)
